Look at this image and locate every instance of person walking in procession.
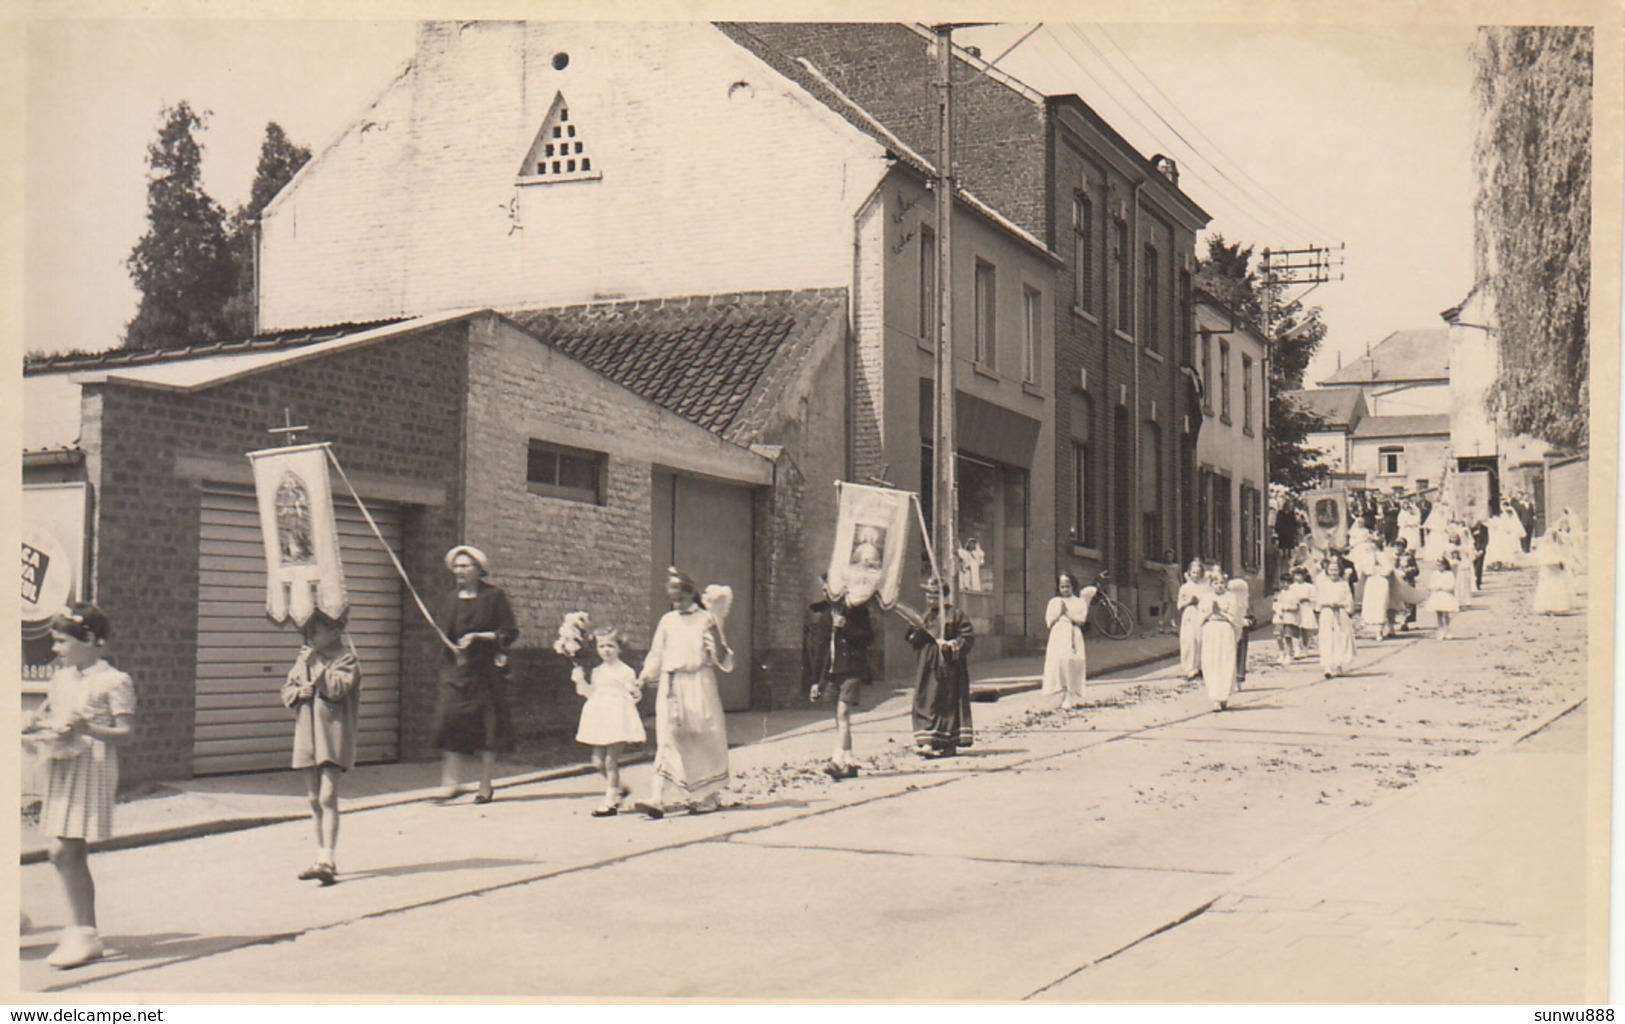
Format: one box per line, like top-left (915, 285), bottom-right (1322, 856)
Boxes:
top-left (906, 578), bottom-right (974, 758)
top-left (636, 568), bottom-right (735, 817)
top-left (1176, 560), bottom-right (1206, 680)
top-left (1423, 558), bottom-right (1460, 640)
top-left (573, 627), bottom-right (646, 817)
top-left (803, 587), bottom-right (875, 779)
top-left (1041, 572), bottom-right (1094, 709)
top-left (281, 611), bottom-right (361, 885)
top-left (1198, 570), bottom-right (1240, 711)
top-left (1158, 549), bottom-right (1182, 635)
top-left (1271, 572), bottom-right (1300, 666)
top-left (1314, 561), bottom-right (1358, 678)
top-left (1227, 576), bottom-right (1254, 687)
top-left (23, 603), bottom-right (136, 969)
top-left (432, 546), bottom-right (519, 804)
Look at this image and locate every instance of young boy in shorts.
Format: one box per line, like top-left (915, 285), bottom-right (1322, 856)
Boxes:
top-left (803, 587), bottom-right (876, 780)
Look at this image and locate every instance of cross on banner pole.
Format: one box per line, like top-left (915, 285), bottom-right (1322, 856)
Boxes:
top-left (267, 408), bottom-right (310, 446)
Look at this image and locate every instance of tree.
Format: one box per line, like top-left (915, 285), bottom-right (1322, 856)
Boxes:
top-left (124, 102), bottom-right (236, 349)
top-left (1471, 27), bottom-right (1591, 452)
top-left (1197, 234), bottom-right (1332, 494)
top-left (222, 123), bottom-right (311, 337)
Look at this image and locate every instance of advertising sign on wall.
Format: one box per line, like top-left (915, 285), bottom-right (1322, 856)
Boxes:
top-left (22, 483), bottom-right (90, 687)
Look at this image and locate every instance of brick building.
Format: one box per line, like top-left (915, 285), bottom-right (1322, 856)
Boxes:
top-left (23, 21), bottom-right (1067, 781)
top-left (717, 23), bottom-right (1211, 622)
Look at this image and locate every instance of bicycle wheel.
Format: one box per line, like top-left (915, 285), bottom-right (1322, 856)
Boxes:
top-left (1097, 598), bottom-right (1135, 640)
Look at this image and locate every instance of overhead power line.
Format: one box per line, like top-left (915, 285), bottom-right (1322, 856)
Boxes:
top-left (1090, 23), bottom-right (1338, 241)
top-left (1040, 25), bottom-right (1303, 244)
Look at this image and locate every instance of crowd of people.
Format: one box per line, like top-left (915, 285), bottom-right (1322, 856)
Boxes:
top-left (23, 492), bottom-right (1587, 970)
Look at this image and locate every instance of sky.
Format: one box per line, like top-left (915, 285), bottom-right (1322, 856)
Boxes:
top-left (22, 16), bottom-right (1480, 386)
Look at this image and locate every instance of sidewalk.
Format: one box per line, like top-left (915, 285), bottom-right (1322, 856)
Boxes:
top-left (22, 619), bottom-right (1190, 863)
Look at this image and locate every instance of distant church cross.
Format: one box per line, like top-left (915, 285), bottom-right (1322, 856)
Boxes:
top-left (267, 408), bottom-right (310, 446)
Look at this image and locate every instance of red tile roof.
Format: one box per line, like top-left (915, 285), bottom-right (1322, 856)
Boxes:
top-left (507, 289), bottom-right (848, 438)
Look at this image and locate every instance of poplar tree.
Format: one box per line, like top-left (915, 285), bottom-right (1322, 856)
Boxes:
top-left (222, 122), bottom-right (311, 336)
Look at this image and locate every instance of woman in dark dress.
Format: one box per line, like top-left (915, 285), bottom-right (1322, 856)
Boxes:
top-left (433, 545), bottom-right (518, 803)
top-left (907, 577), bottom-right (975, 758)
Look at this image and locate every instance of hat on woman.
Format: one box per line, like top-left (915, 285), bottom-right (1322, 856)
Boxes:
top-left (445, 545), bottom-right (490, 574)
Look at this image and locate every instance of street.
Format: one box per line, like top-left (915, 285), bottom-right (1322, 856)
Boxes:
top-left (20, 565), bottom-right (1593, 1001)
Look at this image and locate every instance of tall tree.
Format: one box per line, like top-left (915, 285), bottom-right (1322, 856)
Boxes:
top-left (1471, 27), bottom-right (1592, 452)
top-left (222, 123), bottom-right (311, 336)
top-left (124, 102), bottom-right (236, 349)
top-left (1197, 234), bottom-right (1332, 493)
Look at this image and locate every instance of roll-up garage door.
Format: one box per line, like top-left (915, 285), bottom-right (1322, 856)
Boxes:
top-left (194, 485), bottom-right (402, 775)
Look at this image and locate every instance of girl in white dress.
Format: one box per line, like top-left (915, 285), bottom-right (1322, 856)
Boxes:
top-left (1532, 536), bottom-right (1573, 615)
top-left (1198, 573), bottom-right (1239, 711)
top-left (1361, 540), bottom-right (1395, 640)
top-left (1449, 527), bottom-right (1474, 609)
top-left (1485, 509), bottom-right (1525, 569)
top-left (22, 603), bottom-right (135, 969)
top-left (1290, 567), bottom-right (1318, 653)
top-left (1271, 573), bottom-right (1299, 666)
top-left (1176, 561), bottom-right (1206, 680)
top-left (1423, 558), bottom-right (1461, 638)
top-left (1314, 564), bottom-right (1358, 678)
top-left (635, 569), bottom-right (734, 818)
top-left (1041, 573), bottom-right (1094, 708)
top-left (574, 628), bottom-right (646, 817)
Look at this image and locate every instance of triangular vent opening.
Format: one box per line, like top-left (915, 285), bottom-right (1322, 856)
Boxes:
top-left (519, 93), bottom-right (599, 182)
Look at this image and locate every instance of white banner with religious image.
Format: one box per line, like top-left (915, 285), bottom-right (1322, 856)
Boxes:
top-left (1451, 470), bottom-right (1493, 527)
top-left (248, 443), bottom-right (347, 626)
top-left (1305, 488), bottom-right (1349, 551)
top-left (826, 482), bottom-right (914, 610)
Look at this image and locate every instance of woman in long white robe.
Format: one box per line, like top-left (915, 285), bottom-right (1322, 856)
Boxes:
top-left (1398, 503), bottom-right (1423, 553)
top-left (1555, 508), bottom-right (1587, 574)
top-left (1531, 536), bottom-right (1574, 615)
top-left (1041, 573), bottom-right (1094, 708)
top-left (1314, 564), bottom-right (1358, 677)
top-left (1361, 542), bottom-right (1395, 639)
top-left (1176, 562), bottom-right (1206, 680)
top-left (636, 572), bottom-right (734, 816)
top-left (1420, 503), bottom-right (1453, 563)
top-left (1198, 575), bottom-right (1239, 710)
top-left (1489, 510), bottom-right (1523, 568)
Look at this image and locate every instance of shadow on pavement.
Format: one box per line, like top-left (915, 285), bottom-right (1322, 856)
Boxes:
top-left (343, 856), bottom-right (542, 881)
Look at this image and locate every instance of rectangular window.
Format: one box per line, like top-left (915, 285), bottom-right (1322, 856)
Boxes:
top-left (1219, 339), bottom-right (1232, 422)
top-left (1073, 193), bottom-right (1094, 314)
top-left (1240, 485), bottom-right (1261, 573)
top-left (1114, 220), bottom-right (1131, 334)
top-left (1022, 285), bottom-right (1042, 384)
top-left (1142, 244), bottom-right (1159, 354)
top-left (1179, 270), bottom-right (1193, 366)
top-left (1200, 330), bottom-right (1214, 414)
top-left (527, 439), bottom-right (605, 503)
top-left (974, 259), bottom-right (997, 368)
top-left (1242, 354), bottom-right (1255, 433)
top-left (1215, 474), bottom-right (1234, 572)
top-left (1072, 442), bottom-right (1095, 548)
top-left (1140, 420), bottom-right (1162, 561)
top-left (919, 225), bottom-right (937, 343)
top-left (1379, 446), bottom-right (1405, 476)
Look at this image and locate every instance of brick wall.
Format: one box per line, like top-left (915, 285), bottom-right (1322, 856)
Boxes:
top-left (78, 324), bottom-right (467, 783)
top-left (259, 21), bottom-right (885, 331)
top-left (460, 313), bottom-right (782, 734)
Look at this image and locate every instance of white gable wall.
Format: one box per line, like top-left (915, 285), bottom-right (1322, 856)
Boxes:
top-left (259, 21), bottom-right (889, 329)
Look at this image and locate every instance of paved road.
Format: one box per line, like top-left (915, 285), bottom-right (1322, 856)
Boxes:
top-left (20, 567), bottom-right (1592, 1001)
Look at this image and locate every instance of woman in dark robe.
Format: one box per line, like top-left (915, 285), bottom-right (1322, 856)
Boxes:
top-left (433, 545), bottom-right (518, 803)
top-left (906, 578), bottom-right (975, 758)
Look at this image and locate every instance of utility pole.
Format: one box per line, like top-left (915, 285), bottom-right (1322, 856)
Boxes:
top-left (932, 22), bottom-right (959, 607)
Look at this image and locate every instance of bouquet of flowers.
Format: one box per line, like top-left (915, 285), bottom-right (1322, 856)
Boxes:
top-left (553, 611), bottom-right (593, 668)
top-left (22, 713), bottom-right (92, 761)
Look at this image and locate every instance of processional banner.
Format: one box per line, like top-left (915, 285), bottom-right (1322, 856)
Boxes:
top-left (248, 443), bottom-right (348, 626)
top-left (826, 482), bottom-right (914, 609)
top-left (1305, 488), bottom-right (1349, 551)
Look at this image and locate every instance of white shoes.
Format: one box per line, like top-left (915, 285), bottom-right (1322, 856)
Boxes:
top-left (46, 926), bottom-right (104, 969)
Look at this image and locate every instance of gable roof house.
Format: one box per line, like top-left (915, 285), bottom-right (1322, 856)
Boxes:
top-left (715, 22), bottom-right (1212, 623)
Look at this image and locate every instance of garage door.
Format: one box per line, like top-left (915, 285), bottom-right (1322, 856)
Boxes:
top-left (194, 485), bottom-right (402, 775)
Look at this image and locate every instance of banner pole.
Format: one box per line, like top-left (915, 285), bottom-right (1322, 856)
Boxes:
top-left (323, 446), bottom-right (457, 653)
top-left (912, 493), bottom-right (946, 643)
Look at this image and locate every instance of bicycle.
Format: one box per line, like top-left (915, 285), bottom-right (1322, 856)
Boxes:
top-left (1087, 572), bottom-right (1137, 640)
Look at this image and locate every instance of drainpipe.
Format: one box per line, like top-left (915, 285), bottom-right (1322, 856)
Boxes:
top-left (1130, 178), bottom-right (1145, 585)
